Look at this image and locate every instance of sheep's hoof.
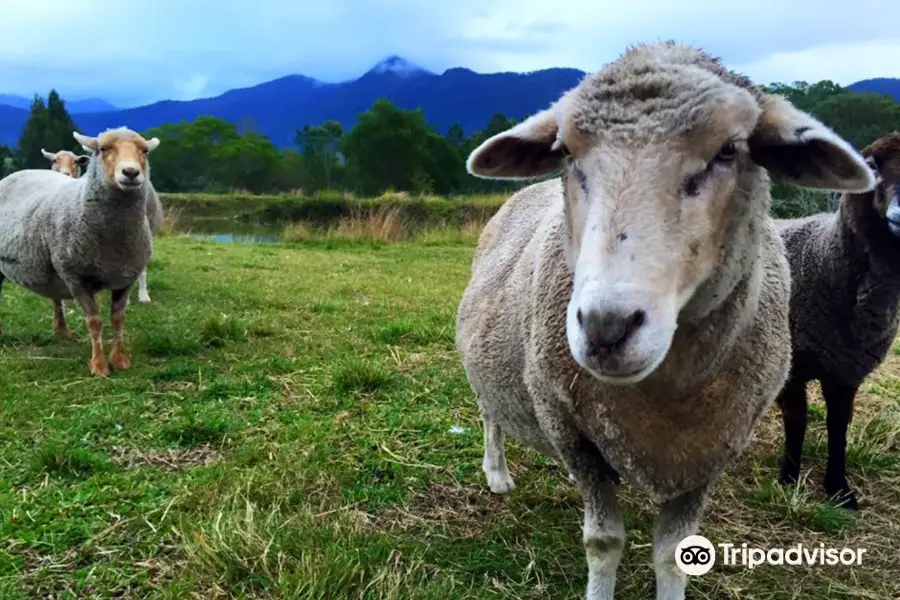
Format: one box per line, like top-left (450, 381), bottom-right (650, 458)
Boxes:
top-left (138, 294), bottom-right (151, 304)
top-left (567, 473), bottom-right (577, 485)
top-left (55, 327), bottom-right (74, 340)
top-left (109, 351), bottom-right (131, 371)
top-left (90, 358), bottom-right (110, 377)
top-left (825, 485), bottom-right (859, 511)
top-left (777, 463), bottom-right (800, 487)
top-left (485, 469), bottom-right (516, 494)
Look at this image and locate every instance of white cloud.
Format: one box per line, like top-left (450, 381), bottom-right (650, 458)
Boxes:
top-left (734, 39), bottom-right (900, 85)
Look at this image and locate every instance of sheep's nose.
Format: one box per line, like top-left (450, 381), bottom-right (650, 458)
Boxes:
top-left (577, 308), bottom-right (646, 355)
top-left (122, 167), bottom-right (139, 180)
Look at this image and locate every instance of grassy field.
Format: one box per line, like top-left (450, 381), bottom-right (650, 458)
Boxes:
top-left (1, 229), bottom-right (899, 599)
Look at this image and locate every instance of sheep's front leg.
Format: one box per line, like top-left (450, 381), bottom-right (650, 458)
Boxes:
top-left (71, 289), bottom-right (108, 376)
top-left (581, 476), bottom-right (624, 600)
top-left (53, 299), bottom-right (72, 339)
top-left (820, 377), bottom-right (858, 510)
top-left (108, 287), bottom-right (132, 370)
top-left (554, 436), bottom-right (624, 600)
top-left (652, 485), bottom-right (711, 600)
top-left (482, 418), bottom-right (515, 493)
top-left (136, 268), bottom-right (151, 304)
top-left (776, 375), bottom-right (808, 486)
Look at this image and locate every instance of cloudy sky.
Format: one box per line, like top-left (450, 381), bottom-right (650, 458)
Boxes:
top-left (4, 0), bottom-right (899, 108)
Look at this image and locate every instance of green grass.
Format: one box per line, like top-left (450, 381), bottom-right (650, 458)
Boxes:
top-left (1, 234), bottom-right (898, 599)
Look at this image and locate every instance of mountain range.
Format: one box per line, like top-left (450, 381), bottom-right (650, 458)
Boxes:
top-left (1, 56), bottom-right (898, 149)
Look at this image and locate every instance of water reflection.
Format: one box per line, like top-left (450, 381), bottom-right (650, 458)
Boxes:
top-left (178, 216), bottom-right (283, 244)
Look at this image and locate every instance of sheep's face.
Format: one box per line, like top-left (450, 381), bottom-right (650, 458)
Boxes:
top-left (466, 42), bottom-right (875, 384)
top-left (861, 134), bottom-right (900, 237)
top-left (41, 149), bottom-right (89, 178)
top-left (72, 128), bottom-right (160, 192)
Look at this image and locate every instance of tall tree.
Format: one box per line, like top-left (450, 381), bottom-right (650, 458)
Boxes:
top-left (215, 131), bottom-right (281, 193)
top-left (16, 90), bottom-right (81, 169)
top-left (16, 96), bottom-right (51, 169)
top-left (342, 99), bottom-right (467, 195)
top-left (295, 120), bottom-right (344, 191)
top-left (143, 116), bottom-right (242, 191)
top-left (342, 100), bottom-right (434, 194)
top-left (46, 90), bottom-right (79, 150)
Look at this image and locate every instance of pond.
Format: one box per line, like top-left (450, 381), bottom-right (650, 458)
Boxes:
top-left (179, 216), bottom-right (284, 244)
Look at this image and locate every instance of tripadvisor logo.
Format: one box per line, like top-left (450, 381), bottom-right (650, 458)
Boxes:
top-left (674, 534), bottom-right (868, 575)
top-left (675, 535), bottom-right (716, 576)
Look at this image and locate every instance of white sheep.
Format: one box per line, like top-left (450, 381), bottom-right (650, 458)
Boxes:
top-left (41, 148), bottom-right (91, 178)
top-left (45, 144), bottom-right (164, 305)
top-left (456, 41), bottom-right (875, 600)
top-left (0, 127), bottom-right (161, 376)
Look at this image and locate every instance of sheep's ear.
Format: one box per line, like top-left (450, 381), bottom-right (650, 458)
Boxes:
top-left (749, 94), bottom-right (875, 193)
top-left (73, 131), bottom-right (98, 151)
top-left (145, 137), bottom-right (160, 152)
top-left (80, 144), bottom-right (93, 154)
top-left (76, 155), bottom-right (91, 167)
top-left (41, 148), bottom-right (56, 161)
top-left (466, 108), bottom-right (564, 180)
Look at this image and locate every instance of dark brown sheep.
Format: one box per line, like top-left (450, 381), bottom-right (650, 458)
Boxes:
top-left (776, 132), bottom-right (900, 510)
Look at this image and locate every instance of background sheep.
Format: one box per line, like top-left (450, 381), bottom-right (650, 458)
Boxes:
top-left (45, 144), bottom-right (164, 305)
top-left (456, 41), bottom-right (874, 600)
top-left (38, 148), bottom-right (93, 329)
top-left (41, 148), bottom-right (91, 178)
top-left (775, 132), bottom-right (900, 510)
top-left (136, 185), bottom-right (163, 304)
top-left (0, 127), bottom-right (160, 376)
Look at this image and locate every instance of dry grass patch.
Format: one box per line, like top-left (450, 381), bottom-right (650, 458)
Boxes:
top-left (109, 444), bottom-right (223, 471)
top-left (280, 207), bottom-right (490, 246)
top-left (367, 483), bottom-right (504, 538)
top-left (158, 205), bottom-right (185, 237)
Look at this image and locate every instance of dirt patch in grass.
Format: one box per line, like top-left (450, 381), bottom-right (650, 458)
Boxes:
top-left (110, 444), bottom-right (223, 471)
top-left (367, 482), bottom-right (506, 539)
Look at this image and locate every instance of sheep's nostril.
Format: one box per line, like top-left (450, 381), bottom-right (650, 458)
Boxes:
top-left (582, 308), bottom-right (647, 356)
top-left (122, 167), bottom-right (139, 180)
top-left (576, 309), bottom-right (584, 326)
top-left (630, 310), bottom-right (646, 329)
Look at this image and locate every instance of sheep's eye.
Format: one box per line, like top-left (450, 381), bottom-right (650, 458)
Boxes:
top-left (714, 142), bottom-right (737, 163)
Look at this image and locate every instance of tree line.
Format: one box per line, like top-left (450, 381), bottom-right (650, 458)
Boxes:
top-left (3, 81), bottom-right (900, 197)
